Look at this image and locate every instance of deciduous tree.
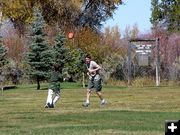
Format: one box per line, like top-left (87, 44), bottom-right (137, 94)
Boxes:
top-left (0, 0), bottom-right (123, 32)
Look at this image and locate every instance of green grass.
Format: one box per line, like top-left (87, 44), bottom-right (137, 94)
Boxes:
top-left (0, 83), bottom-right (180, 135)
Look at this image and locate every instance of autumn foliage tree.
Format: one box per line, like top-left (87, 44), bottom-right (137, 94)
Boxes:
top-left (0, 0), bottom-right (123, 33)
top-left (3, 30), bottom-right (26, 62)
top-left (74, 27), bottom-right (105, 63)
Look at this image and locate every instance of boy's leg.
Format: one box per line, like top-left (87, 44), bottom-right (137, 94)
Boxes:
top-left (45, 89), bottom-right (54, 107)
top-left (94, 78), bottom-right (102, 100)
top-left (94, 78), bottom-right (106, 105)
top-left (82, 89), bottom-right (92, 107)
top-left (83, 79), bottom-right (93, 107)
top-left (86, 89), bottom-right (92, 104)
top-left (53, 91), bottom-right (60, 106)
top-left (96, 91), bottom-right (103, 100)
top-left (96, 91), bottom-right (106, 105)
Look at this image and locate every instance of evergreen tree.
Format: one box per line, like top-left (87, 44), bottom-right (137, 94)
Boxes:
top-left (53, 32), bottom-right (70, 81)
top-left (160, 0), bottom-right (180, 32)
top-left (0, 36), bottom-right (8, 68)
top-left (26, 9), bottom-right (53, 90)
top-left (150, 0), bottom-right (162, 28)
top-left (65, 48), bottom-right (86, 82)
top-left (150, 0), bottom-right (180, 32)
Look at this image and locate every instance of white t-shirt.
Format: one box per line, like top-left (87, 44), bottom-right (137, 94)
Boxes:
top-left (87, 61), bottom-right (100, 80)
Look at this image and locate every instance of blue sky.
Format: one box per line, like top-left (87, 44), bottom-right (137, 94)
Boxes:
top-left (103, 0), bottom-right (152, 34)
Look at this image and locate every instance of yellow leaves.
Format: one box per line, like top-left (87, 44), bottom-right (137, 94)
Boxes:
top-left (70, 0), bottom-right (83, 9)
top-left (73, 27), bottom-right (102, 61)
top-left (113, 0), bottom-right (123, 4)
top-left (104, 0), bottom-right (122, 5)
top-left (1, 0), bottom-right (34, 23)
top-left (0, 0), bottom-right (122, 25)
top-left (0, 0), bottom-right (123, 34)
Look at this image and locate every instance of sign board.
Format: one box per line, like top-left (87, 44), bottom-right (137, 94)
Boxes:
top-left (128, 38), bottom-right (160, 86)
top-left (135, 44), bottom-right (153, 50)
top-left (131, 44), bottom-right (154, 66)
top-left (135, 50), bottom-right (151, 53)
top-left (131, 44), bottom-right (154, 56)
top-left (137, 53), bottom-right (150, 66)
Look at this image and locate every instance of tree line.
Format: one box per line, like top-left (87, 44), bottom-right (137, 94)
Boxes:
top-left (0, 0), bottom-right (179, 87)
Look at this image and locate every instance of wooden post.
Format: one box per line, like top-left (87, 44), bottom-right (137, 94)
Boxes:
top-left (156, 38), bottom-right (160, 86)
top-left (82, 72), bottom-right (85, 88)
top-left (0, 6), bottom-right (2, 26)
top-left (127, 42), bottom-right (132, 86)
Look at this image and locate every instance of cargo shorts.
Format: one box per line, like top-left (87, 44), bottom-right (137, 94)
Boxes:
top-left (87, 74), bottom-right (102, 91)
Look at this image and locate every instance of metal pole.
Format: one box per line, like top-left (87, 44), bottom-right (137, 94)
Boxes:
top-left (128, 42), bottom-right (132, 86)
top-left (155, 38), bottom-right (160, 86)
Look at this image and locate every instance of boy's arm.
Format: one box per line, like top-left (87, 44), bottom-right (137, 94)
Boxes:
top-left (88, 61), bottom-right (101, 73)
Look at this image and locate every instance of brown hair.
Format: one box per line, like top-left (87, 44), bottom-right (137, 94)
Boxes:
top-left (53, 63), bottom-right (60, 71)
top-left (85, 54), bottom-right (91, 59)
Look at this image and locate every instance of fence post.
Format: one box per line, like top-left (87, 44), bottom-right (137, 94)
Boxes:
top-left (82, 72), bottom-right (85, 88)
top-left (156, 38), bottom-right (160, 86)
top-left (128, 42), bottom-right (132, 86)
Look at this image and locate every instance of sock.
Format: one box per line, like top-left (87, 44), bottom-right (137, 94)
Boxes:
top-left (101, 99), bottom-right (105, 103)
top-left (86, 100), bottom-right (89, 104)
top-left (46, 89), bottom-right (53, 105)
top-left (53, 91), bottom-right (60, 105)
top-left (53, 95), bottom-right (60, 105)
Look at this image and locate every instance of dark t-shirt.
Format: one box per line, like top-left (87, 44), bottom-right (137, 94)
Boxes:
top-left (48, 71), bottom-right (61, 91)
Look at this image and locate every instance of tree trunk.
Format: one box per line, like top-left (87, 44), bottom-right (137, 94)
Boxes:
top-left (37, 77), bottom-right (40, 90)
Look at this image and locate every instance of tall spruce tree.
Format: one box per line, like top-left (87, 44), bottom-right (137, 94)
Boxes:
top-left (150, 0), bottom-right (162, 28)
top-left (150, 0), bottom-right (180, 32)
top-left (0, 36), bottom-right (8, 68)
top-left (161, 0), bottom-right (180, 32)
top-left (27, 9), bottom-right (53, 90)
top-left (53, 32), bottom-right (70, 81)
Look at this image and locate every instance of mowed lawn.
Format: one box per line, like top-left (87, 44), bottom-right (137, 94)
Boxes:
top-left (0, 83), bottom-right (180, 135)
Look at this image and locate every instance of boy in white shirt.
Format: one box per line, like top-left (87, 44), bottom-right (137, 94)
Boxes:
top-left (83, 55), bottom-right (106, 107)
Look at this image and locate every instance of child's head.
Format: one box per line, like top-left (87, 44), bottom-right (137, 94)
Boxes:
top-left (85, 54), bottom-right (91, 64)
top-left (53, 63), bottom-right (60, 71)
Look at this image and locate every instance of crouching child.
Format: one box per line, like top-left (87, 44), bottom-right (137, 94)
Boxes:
top-left (45, 64), bottom-right (61, 108)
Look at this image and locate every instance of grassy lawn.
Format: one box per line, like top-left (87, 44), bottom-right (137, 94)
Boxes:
top-left (0, 83), bottom-right (180, 135)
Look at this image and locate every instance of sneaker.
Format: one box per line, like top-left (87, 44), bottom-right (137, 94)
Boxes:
top-left (44, 104), bottom-right (49, 108)
top-left (44, 103), bottom-right (54, 108)
top-left (50, 104), bottom-right (54, 108)
top-left (82, 102), bottom-right (90, 107)
top-left (100, 99), bottom-right (107, 106)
